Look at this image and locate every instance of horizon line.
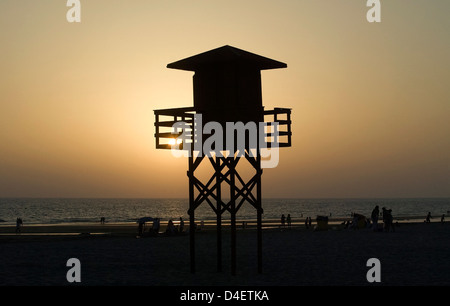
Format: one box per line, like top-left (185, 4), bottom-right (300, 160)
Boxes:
top-left (1, 196), bottom-right (449, 200)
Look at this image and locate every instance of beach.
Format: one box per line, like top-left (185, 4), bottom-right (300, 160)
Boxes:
top-left (1, 219), bottom-right (450, 287)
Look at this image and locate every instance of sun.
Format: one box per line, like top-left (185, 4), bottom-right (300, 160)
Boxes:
top-left (168, 138), bottom-right (182, 146)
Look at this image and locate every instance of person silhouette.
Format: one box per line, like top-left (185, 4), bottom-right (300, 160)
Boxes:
top-left (425, 212), bottom-right (432, 223)
top-left (382, 208), bottom-right (394, 232)
top-left (166, 219), bottom-right (176, 234)
top-left (15, 218), bottom-right (23, 233)
top-left (179, 217), bottom-right (185, 233)
top-left (281, 214), bottom-right (286, 228)
top-left (287, 214), bottom-right (292, 229)
top-left (138, 221), bottom-right (144, 237)
top-left (371, 205), bottom-right (380, 231)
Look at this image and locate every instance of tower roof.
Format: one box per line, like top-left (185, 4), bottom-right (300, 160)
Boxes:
top-left (167, 45), bottom-right (287, 71)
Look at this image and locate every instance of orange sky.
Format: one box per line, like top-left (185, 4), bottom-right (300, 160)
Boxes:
top-left (0, 1), bottom-right (449, 198)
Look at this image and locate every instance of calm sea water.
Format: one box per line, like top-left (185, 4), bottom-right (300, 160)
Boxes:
top-left (0, 198), bottom-right (449, 226)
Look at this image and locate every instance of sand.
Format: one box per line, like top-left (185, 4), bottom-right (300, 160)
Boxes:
top-left (1, 220), bottom-right (450, 287)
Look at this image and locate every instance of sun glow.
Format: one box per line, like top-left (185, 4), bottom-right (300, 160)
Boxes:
top-left (168, 138), bottom-right (183, 146)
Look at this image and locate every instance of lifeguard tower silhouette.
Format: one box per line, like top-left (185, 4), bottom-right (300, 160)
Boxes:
top-left (154, 45), bottom-right (292, 275)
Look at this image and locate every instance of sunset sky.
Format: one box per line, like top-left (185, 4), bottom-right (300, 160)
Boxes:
top-left (1, 0), bottom-right (449, 198)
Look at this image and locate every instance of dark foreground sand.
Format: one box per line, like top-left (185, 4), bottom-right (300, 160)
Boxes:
top-left (1, 221), bottom-right (450, 286)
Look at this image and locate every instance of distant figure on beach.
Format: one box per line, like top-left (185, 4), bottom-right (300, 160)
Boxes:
top-left (441, 214), bottom-right (445, 223)
top-left (371, 205), bottom-right (380, 231)
top-left (100, 217), bottom-right (105, 224)
top-left (425, 212), bottom-right (432, 223)
top-left (151, 218), bottom-right (160, 234)
top-left (304, 216), bottom-right (312, 229)
top-left (280, 214), bottom-right (286, 228)
top-left (382, 207), bottom-right (394, 232)
top-left (166, 219), bottom-right (176, 234)
top-left (138, 221), bottom-right (144, 237)
top-left (287, 214), bottom-right (292, 229)
top-left (15, 217), bottom-right (23, 233)
top-left (179, 217), bottom-right (184, 233)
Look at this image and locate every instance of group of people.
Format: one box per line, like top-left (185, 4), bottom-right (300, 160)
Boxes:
top-left (280, 214), bottom-right (323, 230)
top-left (370, 205), bottom-right (394, 232)
top-left (425, 212), bottom-right (446, 223)
top-left (341, 206), bottom-right (395, 232)
top-left (138, 218), bottom-right (160, 237)
top-left (304, 216), bottom-right (312, 229)
top-left (280, 214), bottom-right (292, 229)
top-left (280, 214), bottom-right (315, 229)
top-left (135, 207), bottom-right (446, 238)
top-left (138, 217), bottom-right (186, 237)
top-left (165, 217), bottom-right (185, 235)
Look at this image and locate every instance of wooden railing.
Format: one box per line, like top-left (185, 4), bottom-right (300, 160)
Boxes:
top-left (154, 107), bottom-right (291, 150)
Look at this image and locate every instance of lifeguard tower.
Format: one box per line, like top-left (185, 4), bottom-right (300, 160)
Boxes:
top-left (154, 45), bottom-right (292, 275)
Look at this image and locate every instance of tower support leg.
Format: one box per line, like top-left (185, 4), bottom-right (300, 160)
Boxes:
top-left (188, 155), bottom-right (195, 274)
top-left (215, 157), bottom-right (222, 272)
top-left (257, 166), bottom-right (263, 274)
top-left (229, 157), bottom-right (237, 276)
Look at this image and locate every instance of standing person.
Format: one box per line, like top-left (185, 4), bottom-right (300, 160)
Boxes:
top-left (179, 217), bottom-right (185, 233)
top-left (382, 208), bottom-right (394, 232)
top-left (441, 214), bottom-right (445, 223)
top-left (15, 218), bottom-right (22, 233)
top-left (281, 214), bottom-right (286, 229)
top-left (286, 214), bottom-right (292, 229)
top-left (304, 217), bottom-right (308, 229)
top-left (425, 212), bottom-right (432, 223)
top-left (137, 221), bottom-right (144, 237)
top-left (371, 205), bottom-right (380, 231)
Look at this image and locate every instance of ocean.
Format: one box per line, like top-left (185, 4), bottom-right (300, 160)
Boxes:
top-left (0, 198), bottom-right (449, 226)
